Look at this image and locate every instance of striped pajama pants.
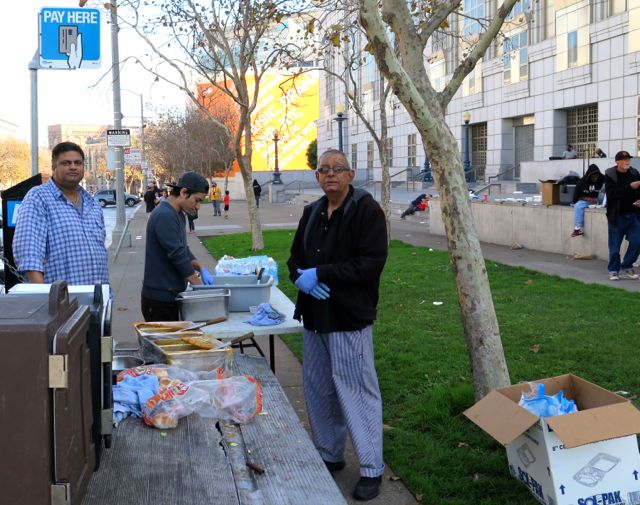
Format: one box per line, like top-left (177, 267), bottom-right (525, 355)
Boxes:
top-left (303, 326), bottom-right (385, 478)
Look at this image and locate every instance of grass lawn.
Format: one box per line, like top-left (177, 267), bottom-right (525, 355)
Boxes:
top-left (204, 229), bottom-right (640, 504)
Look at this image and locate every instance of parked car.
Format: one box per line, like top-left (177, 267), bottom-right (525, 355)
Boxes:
top-left (94, 189), bottom-right (140, 208)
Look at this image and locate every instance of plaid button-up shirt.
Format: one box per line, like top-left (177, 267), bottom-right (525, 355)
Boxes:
top-left (13, 179), bottom-right (109, 285)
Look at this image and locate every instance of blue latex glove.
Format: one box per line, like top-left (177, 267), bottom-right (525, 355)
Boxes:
top-left (295, 268), bottom-right (318, 294)
top-left (310, 282), bottom-right (330, 300)
top-left (200, 268), bottom-right (214, 285)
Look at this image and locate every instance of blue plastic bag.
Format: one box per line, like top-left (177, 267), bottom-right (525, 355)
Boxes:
top-left (518, 383), bottom-right (578, 418)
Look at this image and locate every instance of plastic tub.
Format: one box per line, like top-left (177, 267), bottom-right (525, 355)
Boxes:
top-left (193, 275), bottom-right (273, 312)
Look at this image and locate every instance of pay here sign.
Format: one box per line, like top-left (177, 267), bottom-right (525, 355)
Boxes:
top-left (39, 8), bottom-right (101, 69)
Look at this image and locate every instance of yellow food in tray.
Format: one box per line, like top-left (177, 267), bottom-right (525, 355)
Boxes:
top-left (180, 335), bottom-right (222, 350)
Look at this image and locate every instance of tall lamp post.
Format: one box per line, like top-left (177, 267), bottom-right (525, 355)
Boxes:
top-left (463, 112), bottom-right (473, 182)
top-left (110, 0), bottom-right (127, 239)
top-left (272, 131), bottom-right (282, 184)
top-left (122, 89), bottom-right (147, 191)
top-left (334, 103), bottom-right (347, 152)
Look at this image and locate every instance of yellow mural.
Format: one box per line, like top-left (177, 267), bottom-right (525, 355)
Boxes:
top-left (250, 70), bottom-right (319, 172)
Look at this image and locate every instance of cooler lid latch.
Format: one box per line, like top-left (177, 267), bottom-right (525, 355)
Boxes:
top-left (49, 355), bottom-right (68, 389)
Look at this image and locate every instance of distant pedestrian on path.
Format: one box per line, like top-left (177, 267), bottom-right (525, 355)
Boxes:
top-left (186, 209), bottom-right (197, 234)
top-left (252, 179), bottom-right (262, 208)
top-left (604, 151), bottom-right (640, 281)
top-left (210, 182), bottom-right (222, 216)
top-left (141, 172), bottom-right (215, 321)
top-left (13, 141), bottom-right (109, 286)
top-left (223, 190), bottom-right (230, 219)
top-left (571, 164), bottom-right (604, 237)
top-left (144, 184), bottom-right (158, 213)
top-left (287, 149), bottom-right (388, 501)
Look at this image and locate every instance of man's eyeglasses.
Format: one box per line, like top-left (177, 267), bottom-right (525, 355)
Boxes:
top-left (58, 160), bottom-right (85, 167)
top-left (317, 165), bottom-right (351, 174)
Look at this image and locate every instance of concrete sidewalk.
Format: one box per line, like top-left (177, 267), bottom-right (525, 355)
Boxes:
top-left (107, 195), bottom-right (636, 505)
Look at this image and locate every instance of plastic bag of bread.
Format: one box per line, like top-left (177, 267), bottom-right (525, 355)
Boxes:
top-left (141, 375), bottom-right (263, 429)
top-left (116, 364), bottom-right (225, 383)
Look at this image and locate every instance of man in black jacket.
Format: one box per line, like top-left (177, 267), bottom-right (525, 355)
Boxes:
top-left (604, 151), bottom-right (640, 281)
top-left (287, 149), bottom-right (388, 501)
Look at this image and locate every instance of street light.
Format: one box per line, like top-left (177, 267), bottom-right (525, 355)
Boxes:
top-left (462, 112), bottom-right (474, 182)
top-left (334, 103), bottom-right (347, 152)
top-left (121, 88), bottom-right (147, 191)
top-left (272, 131), bottom-right (282, 184)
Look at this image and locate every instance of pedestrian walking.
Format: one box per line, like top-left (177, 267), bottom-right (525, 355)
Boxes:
top-left (253, 179), bottom-right (262, 208)
top-left (223, 190), bottom-right (230, 219)
top-left (287, 149), bottom-right (388, 501)
top-left (13, 141), bottom-right (109, 285)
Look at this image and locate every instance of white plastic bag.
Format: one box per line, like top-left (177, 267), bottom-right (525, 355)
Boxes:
top-left (214, 255), bottom-right (279, 285)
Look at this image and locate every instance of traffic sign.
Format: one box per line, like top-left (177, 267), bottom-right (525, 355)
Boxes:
top-left (124, 148), bottom-right (142, 164)
top-left (107, 129), bottom-right (131, 147)
top-left (39, 7), bottom-right (101, 69)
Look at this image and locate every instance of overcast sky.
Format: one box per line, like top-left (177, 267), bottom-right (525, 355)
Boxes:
top-left (1, 1), bottom-right (185, 145)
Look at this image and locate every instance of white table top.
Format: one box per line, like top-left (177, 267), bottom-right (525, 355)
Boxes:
top-left (202, 286), bottom-right (303, 339)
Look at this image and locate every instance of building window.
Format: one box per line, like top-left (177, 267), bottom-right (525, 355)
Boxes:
top-left (463, 0), bottom-right (484, 36)
top-left (367, 141), bottom-right (374, 169)
top-left (407, 134), bottom-right (417, 166)
top-left (385, 137), bottom-right (393, 166)
top-left (503, 31), bottom-right (528, 84)
top-left (351, 144), bottom-right (358, 170)
top-left (567, 104), bottom-right (598, 158)
top-left (431, 60), bottom-right (445, 92)
top-left (567, 31), bottom-right (578, 68)
top-left (471, 123), bottom-right (488, 180)
top-left (506, 0), bottom-right (531, 20)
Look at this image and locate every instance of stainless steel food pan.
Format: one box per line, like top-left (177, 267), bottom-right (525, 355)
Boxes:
top-left (176, 288), bottom-right (230, 322)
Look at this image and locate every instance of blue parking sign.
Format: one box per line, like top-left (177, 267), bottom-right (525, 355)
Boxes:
top-left (39, 8), bottom-right (101, 69)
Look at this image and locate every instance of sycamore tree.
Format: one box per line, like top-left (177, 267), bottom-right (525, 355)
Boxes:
top-left (118, 0), bottom-right (312, 250)
top-left (318, 15), bottom-right (394, 237)
top-left (357, 0), bottom-right (519, 398)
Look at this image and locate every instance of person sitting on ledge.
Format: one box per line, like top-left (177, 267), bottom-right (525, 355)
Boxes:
top-left (562, 144), bottom-right (578, 159)
top-left (571, 164), bottom-right (604, 237)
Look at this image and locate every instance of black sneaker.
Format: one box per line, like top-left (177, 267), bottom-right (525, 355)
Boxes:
top-left (353, 476), bottom-right (382, 501)
top-left (571, 228), bottom-right (584, 237)
top-left (324, 460), bottom-right (346, 472)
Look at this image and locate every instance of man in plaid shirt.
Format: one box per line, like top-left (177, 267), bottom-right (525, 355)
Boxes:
top-left (13, 141), bottom-right (109, 285)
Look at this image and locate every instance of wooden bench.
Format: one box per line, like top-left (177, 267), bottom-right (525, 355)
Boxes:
top-left (83, 355), bottom-right (346, 505)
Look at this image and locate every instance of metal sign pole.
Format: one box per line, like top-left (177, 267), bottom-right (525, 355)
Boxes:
top-left (28, 51), bottom-right (41, 176)
top-left (110, 0), bottom-right (127, 239)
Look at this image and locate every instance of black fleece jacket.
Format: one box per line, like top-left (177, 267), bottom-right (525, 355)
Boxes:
top-left (287, 187), bottom-right (388, 332)
top-left (604, 165), bottom-right (640, 225)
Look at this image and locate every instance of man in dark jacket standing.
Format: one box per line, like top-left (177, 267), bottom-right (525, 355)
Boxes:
top-left (252, 179), bottom-right (262, 208)
top-left (287, 149), bottom-right (388, 501)
top-left (604, 151), bottom-right (640, 281)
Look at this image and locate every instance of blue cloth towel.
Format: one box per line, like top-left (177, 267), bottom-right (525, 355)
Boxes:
top-left (244, 303), bottom-right (286, 326)
top-left (112, 374), bottom-right (159, 425)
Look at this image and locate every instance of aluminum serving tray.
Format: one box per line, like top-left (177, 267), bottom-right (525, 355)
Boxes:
top-left (176, 288), bottom-right (230, 322)
top-left (139, 336), bottom-right (232, 372)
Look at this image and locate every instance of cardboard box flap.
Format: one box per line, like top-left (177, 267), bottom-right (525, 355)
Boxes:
top-left (545, 402), bottom-right (640, 448)
top-left (463, 390), bottom-right (539, 446)
top-left (538, 179), bottom-right (558, 183)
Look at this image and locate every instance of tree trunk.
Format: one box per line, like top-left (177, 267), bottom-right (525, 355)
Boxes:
top-left (421, 124), bottom-right (510, 399)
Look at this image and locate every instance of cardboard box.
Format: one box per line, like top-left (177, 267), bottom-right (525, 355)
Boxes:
top-left (539, 180), bottom-right (560, 205)
top-left (464, 375), bottom-right (640, 505)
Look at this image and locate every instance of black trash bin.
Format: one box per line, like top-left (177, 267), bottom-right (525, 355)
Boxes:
top-left (1, 174), bottom-right (43, 290)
